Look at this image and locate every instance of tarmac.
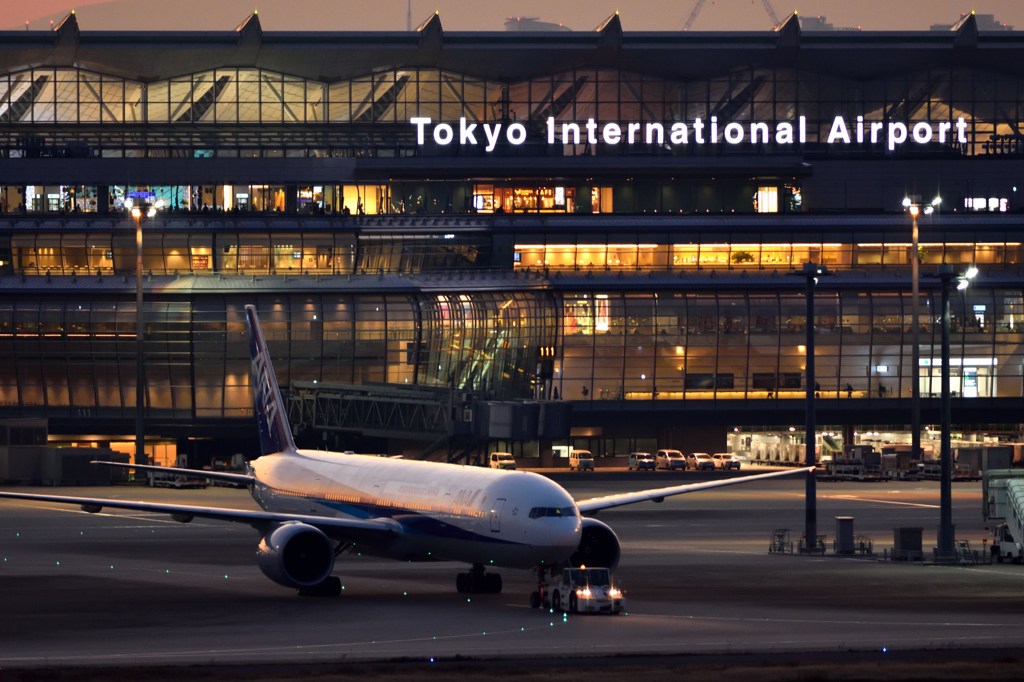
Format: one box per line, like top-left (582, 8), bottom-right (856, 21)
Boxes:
top-left (1, 470), bottom-right (1022, 669)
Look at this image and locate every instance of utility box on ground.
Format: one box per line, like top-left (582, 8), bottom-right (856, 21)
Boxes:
top-left (835, 516), bottom-right (855, 554)
top-left (893, 527), bottom-right (923, 561)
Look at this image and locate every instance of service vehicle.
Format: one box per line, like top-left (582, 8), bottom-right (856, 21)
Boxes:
top-left (542, 567), bottom-right (625, 614)
top-left (628, 452), bottom-right (656, 471)
top-left (656, 449), bottom-right (686, 470)
top-left (691, 453), bottom-right (716, 470)
top-left (992, 523), bottom-right (1022, 563)
top-left (148, 469), bottom-right (207, 489)
top-left (569, 449), bottom-right (595, 471)
top-left (712, 453), bottom-right (741, 470)
top-left (984, 469), bottom-right (1024, 563)
top-left (488, 452), bottom-right (517, 470)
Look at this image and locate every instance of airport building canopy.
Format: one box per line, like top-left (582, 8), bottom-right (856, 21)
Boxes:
top-left (0, 10), bottom-right (1021, 84)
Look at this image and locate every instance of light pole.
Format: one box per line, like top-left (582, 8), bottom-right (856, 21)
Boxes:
top-left (932, 263), bottom-right (977, 561)
top-left (130, 200), bottom-right (157, 466)
top-left (131, 202), bottom-right (145, 465)
top-left (790, 262), bottom-right (832, 553)
top-left (903, 195), bottom-right (941, 466)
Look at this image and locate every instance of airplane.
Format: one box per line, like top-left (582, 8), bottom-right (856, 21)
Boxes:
top-left (0, 305), bottom-right (810, 601)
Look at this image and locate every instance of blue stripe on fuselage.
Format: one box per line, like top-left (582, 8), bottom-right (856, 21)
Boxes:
top-left (317, 498), bottom-right (523, 545)
top-left (260, 482), bottom-right (529, 546)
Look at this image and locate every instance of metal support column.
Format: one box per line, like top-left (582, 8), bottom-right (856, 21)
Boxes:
top-left (134, 209), bottom-right (146, 465)
top-left (790, 262), bottom-right (830, 552)
top-left (911, 211), bottom-right (921, 463)
top-left (937, 265), bottom-right (955, 559)
top-left (804, 268), bottom-right (817, 548)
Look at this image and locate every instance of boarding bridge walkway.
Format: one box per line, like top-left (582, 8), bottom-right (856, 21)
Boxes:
top-left (284, 381), bottom-right (457, 444)
top-left (1006, 478), bottom-right (1024, 558)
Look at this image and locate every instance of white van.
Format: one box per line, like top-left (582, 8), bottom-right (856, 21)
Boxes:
top-left (569, 449), bottom-right (595, 471)
top-left (488, 452), bottom-right (516, 470)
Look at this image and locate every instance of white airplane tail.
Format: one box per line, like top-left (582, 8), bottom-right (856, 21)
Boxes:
top-left (245, 305), bottom-right (298, 456)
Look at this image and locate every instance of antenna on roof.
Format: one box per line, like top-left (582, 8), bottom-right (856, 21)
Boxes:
top-left (407, 0), bottom-right (412, 31)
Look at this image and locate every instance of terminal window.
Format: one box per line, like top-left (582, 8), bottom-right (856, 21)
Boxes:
top-left (756, 187), bottom-right (779, 213)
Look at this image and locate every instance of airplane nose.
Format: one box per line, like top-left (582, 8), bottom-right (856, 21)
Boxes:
top-left (558, 517), bottom-right (582, 549)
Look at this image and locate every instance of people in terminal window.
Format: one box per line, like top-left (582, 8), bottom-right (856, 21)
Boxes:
top-left (845, 383), bottom-right (853, 398)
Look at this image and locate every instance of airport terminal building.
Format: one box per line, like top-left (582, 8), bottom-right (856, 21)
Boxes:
top-left (2, 11), bottom-right (1024, 463)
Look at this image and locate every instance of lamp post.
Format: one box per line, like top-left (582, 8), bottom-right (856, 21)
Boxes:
top-left (131, 202), bottom-right (145, 465)
top-left (790, 262), bottom-right (832, 552)
top-left (130, 201), bottom-right (157, 466)
top-left (903, 196), bottom-right (941, 466)
top-left (932, 263), bottom-right (977, 561)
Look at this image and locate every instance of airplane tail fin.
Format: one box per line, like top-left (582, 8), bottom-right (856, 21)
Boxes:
top-left (245, 305), bottom-right (298, 456)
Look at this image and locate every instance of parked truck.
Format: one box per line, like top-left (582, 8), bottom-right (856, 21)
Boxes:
top-left (880, 445), bottom-right (923, 481)
top-left (983, 469), bottom-right (1024, 563)
top-left (825, 445), bottom-right (883, 481)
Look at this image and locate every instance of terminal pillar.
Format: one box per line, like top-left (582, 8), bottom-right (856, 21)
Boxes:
top-left (285, 185), bottom-right (298, 213)
top-left (842, 424), bottom-right (855, 450)
top-left (97, 186), bottom-right (109, 214)
top-left (539, 439), bottom-right (553, 468)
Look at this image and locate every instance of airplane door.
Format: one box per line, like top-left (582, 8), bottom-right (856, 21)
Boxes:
top-left (311, 477), bottom-right (322, 514)
top-left (371, 484), bottom-right (381, 515)
top-left (490, 498), bottom-right (506, 532)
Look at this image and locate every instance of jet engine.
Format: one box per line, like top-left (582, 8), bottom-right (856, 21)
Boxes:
top-left (569, 518), bottom-right (620, 571)
top-left (256, 522), bottom-right (335, 588)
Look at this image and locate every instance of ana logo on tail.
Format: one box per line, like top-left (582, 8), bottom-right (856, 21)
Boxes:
top-left (245, 305), bottom-right (295, 456)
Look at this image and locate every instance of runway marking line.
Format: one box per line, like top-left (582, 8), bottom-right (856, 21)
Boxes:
top-left (628, 612), bottom-right (1007, 628)
top-left (958, 568), bottom-right (1024, 579)
top-left (819, 495), bottom-right (939, 509)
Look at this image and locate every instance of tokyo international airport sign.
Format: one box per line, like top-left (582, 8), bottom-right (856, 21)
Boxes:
top-left (410, 116), bottom-right (970, 152)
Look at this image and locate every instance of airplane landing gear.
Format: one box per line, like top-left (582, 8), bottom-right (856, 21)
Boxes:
top-left (298, 575), bottom-right (341, 597)
top-left (456, 564), bottom-right (502, 594)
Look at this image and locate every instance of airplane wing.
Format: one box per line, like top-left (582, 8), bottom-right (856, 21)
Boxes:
top-left (575, 467), bottom-right (813, 514)
top-left (0, 491), bottom-right (397, 544)
top-left (91, 461), bottom-right (255, 486)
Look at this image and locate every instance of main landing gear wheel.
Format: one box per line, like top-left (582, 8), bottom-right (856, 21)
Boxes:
top-left (298, 575), bottom-right (341, 597)
top-left (455, 565), bottom-right (502, 594)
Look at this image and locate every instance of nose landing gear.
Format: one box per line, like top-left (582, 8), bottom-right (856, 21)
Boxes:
top-left (529, 565), bottom-right (552, 609)
top-left (456, 564), bottom-right (502, 594)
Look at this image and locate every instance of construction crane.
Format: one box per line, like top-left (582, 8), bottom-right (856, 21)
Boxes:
top-left (683, 0), bottom-right (783, 31)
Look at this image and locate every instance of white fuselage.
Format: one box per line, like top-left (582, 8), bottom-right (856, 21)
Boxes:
top-left (248, 450), bottom-right (582, 569)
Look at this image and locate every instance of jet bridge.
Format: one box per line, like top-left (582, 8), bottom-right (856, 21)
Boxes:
top-left (284, 381), bottom-right (460, 447)
top-left (284, 381), bottom-right (572, 463)
top-left (983, 469), bottom-right (1024, 562)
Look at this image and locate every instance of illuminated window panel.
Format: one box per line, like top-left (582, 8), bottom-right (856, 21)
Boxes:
top-left (756, 187), bottom-right (778, 213)
top-left (698, 244), bottom-right (730, 268)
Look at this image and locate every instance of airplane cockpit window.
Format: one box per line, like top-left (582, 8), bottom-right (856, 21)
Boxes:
top-left (528, 506), bottom-right (577, 519)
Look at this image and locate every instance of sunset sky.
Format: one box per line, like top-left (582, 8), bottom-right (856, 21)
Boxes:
top-left (6, 0), bottom-right (1024, 32)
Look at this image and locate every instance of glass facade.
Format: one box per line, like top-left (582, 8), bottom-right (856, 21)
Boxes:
top-left (555, 289), bottom-right (1024, 403)
top-left (0, 293), bottom-right (556, 417)
top-left (1, 64), bottom-right (1023, 157)
top-left (1, 289), bottom-right (1020, 419)
top-left (3, 220), bottom-right (1021, 276)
